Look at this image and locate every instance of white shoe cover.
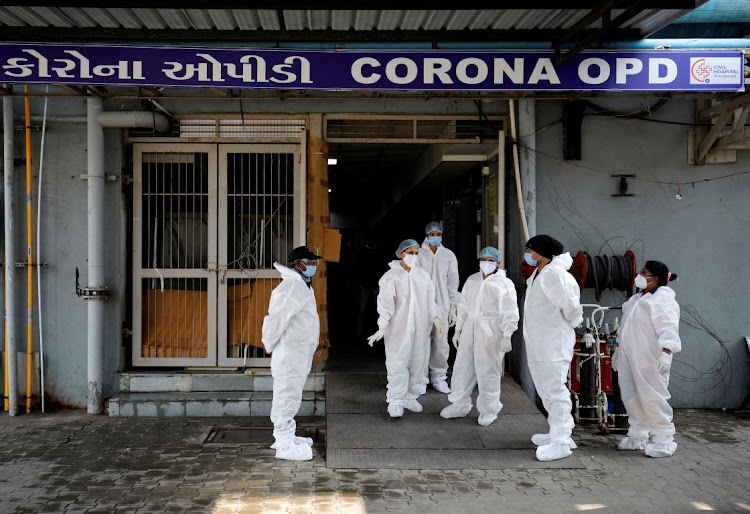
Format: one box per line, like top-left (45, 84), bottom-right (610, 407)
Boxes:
top-left (404, 399), bottom-right (423, 413)
top-left (617, 436), bottom-right (648, 451)
top-left (388, 404), bottom-right (404, 418)
top-left (531, 433), bottom-right (577, 449)
top-left (440, 403), bottom-right (472, 419)
top-left (477, 413), bottom-right (497, 426)
top-left (295, 436), bottom-right (313, 446)
top-left (275, 443), bottom-right (313, 461)
top-left (536, 442), bottom-right (573, 462)
top-left (645, 442), bottom-right (677, 458)
top-left (432, 381), bottom-right (451, 394)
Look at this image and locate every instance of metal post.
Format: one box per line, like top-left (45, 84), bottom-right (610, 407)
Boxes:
top-left (518, 99), bottom-right (536, 238)
top-left (3, 92), bottom-right (18, 416)
top-left (87, 98), bottom-right (105, 414)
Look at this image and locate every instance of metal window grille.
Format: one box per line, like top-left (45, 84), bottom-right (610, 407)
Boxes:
top-left (133, 143), bottom-right (303, 368)
top-left (127, 118), bottom-right (306, 141)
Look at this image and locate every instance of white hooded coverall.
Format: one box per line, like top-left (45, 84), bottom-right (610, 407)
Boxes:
top-left (418, 241), bottom-right (461, 384)
top-left (618, 286), bottom-right (681, 451)
top-left (261, 263), bottom-right (320, 452)
top-left (377, 260), bottom-right (441, 407)
top-left (523, 252), bottom-right (583, 456)
top-left (449, 269), bottom-right (519, 416)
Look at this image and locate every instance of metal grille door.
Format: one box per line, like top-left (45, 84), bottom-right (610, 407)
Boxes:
top-left (133, 144), bottom-right (218, 366)
top-left (218, 144), bottom-right (303, 366)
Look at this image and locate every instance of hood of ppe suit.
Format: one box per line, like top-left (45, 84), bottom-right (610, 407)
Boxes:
top-left (522, 252), bottom-right (583, 363)
top-left (261, 262), bottom-right (320, 353)
top-left (418, 240), bottom-right (461, 317)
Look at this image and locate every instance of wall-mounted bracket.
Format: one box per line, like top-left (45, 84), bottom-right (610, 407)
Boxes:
top-left (611, 174), bottom-right (635, 197)
top-left (76, 267), bottom-right (110, 300)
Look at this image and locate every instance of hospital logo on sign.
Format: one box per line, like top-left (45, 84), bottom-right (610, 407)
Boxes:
top-left (690, 57), bottom-right (742, 85)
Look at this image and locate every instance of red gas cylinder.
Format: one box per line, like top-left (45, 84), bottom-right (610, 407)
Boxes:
top-left (570, 335), bottom-right (613, 394)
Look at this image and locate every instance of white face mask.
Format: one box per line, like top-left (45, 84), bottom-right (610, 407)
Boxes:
top-left (479, 261), bottom-right (497, 275)
top-left (403, 254), bottom-right (418, 268)
top-left (634, 274), bottom-right (651, 289)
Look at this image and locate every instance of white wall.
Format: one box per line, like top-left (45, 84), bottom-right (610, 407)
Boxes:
top-left (1, 97), bottom-right (123, 408)
top-left (531, 99), bottom-right (749, 408)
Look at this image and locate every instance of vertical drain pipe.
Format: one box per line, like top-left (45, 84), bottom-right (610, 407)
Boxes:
top-left (3, 92), bottom-right (18, 416)
top-left (518, 99), bottom-right (537, 238)
top-left (24, 86), bottom-right (33, 414)
top-left (87, 98), bottom-right (105, 414)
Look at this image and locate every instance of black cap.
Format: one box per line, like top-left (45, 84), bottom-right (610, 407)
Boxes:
top-left (288, 246), bottom-right (322, 263)
top-left (525, 235), bottom-right (564, 260)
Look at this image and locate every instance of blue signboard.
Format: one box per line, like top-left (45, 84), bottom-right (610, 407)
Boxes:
top-left (0, 43), bottom-right (744, 92)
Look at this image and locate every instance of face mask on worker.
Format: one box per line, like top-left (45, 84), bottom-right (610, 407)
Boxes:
top-left (301, 265), bottom-right (317, 278)
top-left (428, 236), bottom-right (442, 247)
top-left (634, 273), bottom-right (652, 289)
top-left (524, 252), bottom-right (538, 266)
top-left (403, 254), bottom-right (418, 268)
top-left (479, 261), bottom-right (497, 275)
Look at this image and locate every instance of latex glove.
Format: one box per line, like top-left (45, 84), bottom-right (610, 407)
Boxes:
top-left (433, 317), bottom-right (446, 338)
top-left (367, 327), bottom-right (386, 347)
top-left (500, 331), bottom-right (513, 353)
top-left (448, 305), bottom-right (458, 328)
top-left (452, 325), bottom-right (463, 349)
top-left (657, 352), bottom-right (672, 375)
top-left (611, 348), bottom-right (619, 372)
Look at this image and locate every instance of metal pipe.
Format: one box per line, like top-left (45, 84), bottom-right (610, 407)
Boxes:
top-left (37, 87), bottom-right (48, 413)
top-left (19, 112), bottom-right (170, 131)
top-left (496, 131), bottom-right (505, 263)
top-left (3, 91), bottom-right (18, 416)
top-left (518, 99), bottom-right (536, 238)
top-left (87, 98), bottom-right (105, 414)
top-left (97, 111), bottom-right (169, 132)
top-left (24, 86), bottom-right (33, 414)
top-left (508, 100), bottom-right (530, 243)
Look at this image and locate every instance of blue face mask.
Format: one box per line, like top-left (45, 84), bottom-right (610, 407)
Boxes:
top-left (428, 236), bottom-right (442, 246)
top-left (301, 265), bottom-right (317, 278)
top-left (524, 252), bottom-right (537, 266)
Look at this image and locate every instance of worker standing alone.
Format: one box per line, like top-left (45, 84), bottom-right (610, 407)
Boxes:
top-left (261, 246), bottom-right (321, 461)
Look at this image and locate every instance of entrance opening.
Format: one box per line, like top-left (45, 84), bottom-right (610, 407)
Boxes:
top-left (325, 142), bottom-right (491, 371)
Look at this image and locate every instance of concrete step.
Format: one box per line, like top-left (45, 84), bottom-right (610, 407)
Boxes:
top-left (118, 370), bottom-right (325, 394)
top-left (109, 391), bottom-right (326, 417)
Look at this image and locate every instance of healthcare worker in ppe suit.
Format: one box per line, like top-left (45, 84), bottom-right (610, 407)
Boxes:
top-left (418, 221), bottom-right (461, 394)
top-left (440, 247), bottom-right (519, 426)
top-left (523, 235), bottom-right (583, 462)
top-left (261, 246), bottom-right (321, 461)
top-left (368, 239), bottom-right (445, 418)
top-left (611, 260), bottom-right (681, 457)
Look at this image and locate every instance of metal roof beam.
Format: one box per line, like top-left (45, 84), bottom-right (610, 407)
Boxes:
top-left (0, 26), bottom-right (642, 42)
top-left (0, 2), bottom-right (700, 8)
top-left (555, 0), bottom-right (655, 65)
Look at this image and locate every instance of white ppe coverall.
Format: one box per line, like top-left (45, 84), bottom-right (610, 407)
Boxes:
top-left (377, 260), bottom-right (440, 407)
top-left (261, 263), bottom-right (319, 457)
top-left (618, 286), bottom-right (681, 456)
top-left (523, 252), bottom-right (583, 461)
top-left (449, 270), bottom-right (519, 417)
top-left (418, 241), bottom-right (461, 384)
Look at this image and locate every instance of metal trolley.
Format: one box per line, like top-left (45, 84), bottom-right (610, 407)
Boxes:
top-left (569, 304), bottom-right (628, 434)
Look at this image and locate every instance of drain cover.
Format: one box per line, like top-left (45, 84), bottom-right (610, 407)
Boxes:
top-left (204, 426), bottom-right (324, 444)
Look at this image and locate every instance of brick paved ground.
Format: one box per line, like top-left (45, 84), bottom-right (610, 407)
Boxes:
top-left (1, 408), bottom-right (749, 513)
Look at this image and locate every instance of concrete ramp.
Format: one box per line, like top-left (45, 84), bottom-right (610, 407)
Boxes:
top-left (325, 373), bottom-right (584, 469)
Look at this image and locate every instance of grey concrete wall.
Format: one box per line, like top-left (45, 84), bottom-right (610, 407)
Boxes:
top-left (530, 99), bottom-right (749, 409)
top-left (1, 97), bottom-right (123, 408)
